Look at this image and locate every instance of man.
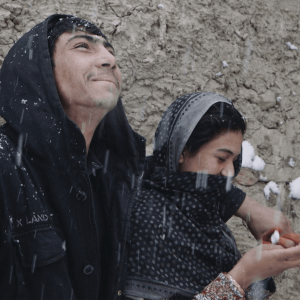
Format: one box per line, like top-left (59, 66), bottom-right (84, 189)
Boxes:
top-left (0, 14), bottom-right (297, 300)
top-left (0, 14), bottom-right (145, 299)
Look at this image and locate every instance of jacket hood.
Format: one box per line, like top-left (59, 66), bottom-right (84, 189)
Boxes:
top-left (0, 14), bottom-right (143, 172)
top-left (153, 92), bottom-right (242, 176)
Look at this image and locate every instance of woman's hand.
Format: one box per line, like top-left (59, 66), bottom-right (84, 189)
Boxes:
top-left (235, 196), bottom-right (296, 246)
top-left (228, 244), bottom-right (300, 290)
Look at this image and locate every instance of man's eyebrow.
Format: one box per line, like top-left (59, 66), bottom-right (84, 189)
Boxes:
top-left (67, 35), bottom-right (114, 51)
top-left (104, 41), bottom-right (114, 51)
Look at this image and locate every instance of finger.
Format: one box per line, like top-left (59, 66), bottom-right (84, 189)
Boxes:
top-left (282, 233), bottom-right (300, 244)
top-left (262, 240), bottom-right (271, 245)
top-left (261, 244), bottom-right (284, 250)
top-left (277, 244), bottom-right (300, 260)
top-left (262, 227), bottom-right (282, 241)
top-left (279, 237), bottom-right (296, 248)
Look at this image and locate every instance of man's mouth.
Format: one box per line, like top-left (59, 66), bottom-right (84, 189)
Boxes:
top-left (91, 78), bottom-right (120, 90)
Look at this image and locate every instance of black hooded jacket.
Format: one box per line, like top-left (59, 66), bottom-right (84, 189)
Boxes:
top-left (0, 14), bottom-right (145, 300)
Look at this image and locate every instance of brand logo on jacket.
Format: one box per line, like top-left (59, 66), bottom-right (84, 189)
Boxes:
top-left (11, 213), bottom-right (54, 228)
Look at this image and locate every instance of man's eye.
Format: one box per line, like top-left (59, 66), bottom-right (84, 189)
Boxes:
top-left (75, 43), bottom-right (89, 49)
top-left (218, 157), bottom-right (226, 162)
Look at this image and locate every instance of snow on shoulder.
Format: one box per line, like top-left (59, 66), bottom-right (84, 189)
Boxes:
top-left (289, 177), bottom-right (300, 199)
top-left (242, 141), bottom-right (265, 171)
top-left (264, 181), bottom-right (280, 200)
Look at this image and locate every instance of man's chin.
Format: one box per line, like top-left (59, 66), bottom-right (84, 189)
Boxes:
top-left (93, 94), bottom-right (119, 112)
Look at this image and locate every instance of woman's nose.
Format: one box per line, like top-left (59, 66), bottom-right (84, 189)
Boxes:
top-left (221, 163), bottom-right (234, 177)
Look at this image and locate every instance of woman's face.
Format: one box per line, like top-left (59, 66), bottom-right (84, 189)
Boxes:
top-left (178, 130), bottom-right (243, 176)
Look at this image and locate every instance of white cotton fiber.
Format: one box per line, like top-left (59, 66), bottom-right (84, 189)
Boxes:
top-left (264, 181), bottom-right (280, 200)
top-left (259, 174), bottom-right (268, 181)
top-left (289, 177), bottom-right (300, 199)
top-left (242, 141), bottom-right (265, 171)
top-left (242, 141), bottom-right (255, 168)
top-left (252, 155), bottom-right (265, 171)
top-left (271, 230), bottom-right (280, 244)
top-left (286, 42), bottom-right (298, 50)
top-left (289, 158), bottom-right (295, 167)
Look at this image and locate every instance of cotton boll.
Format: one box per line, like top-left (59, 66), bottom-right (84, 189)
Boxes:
top-left (158, 4), bottom-right (164, 8)
top-left (289, 177), bottom-right (300, 199)
top-left (286, 42), bottom-right (298, 50)
top-left (264, 181), bottom-right (280, 200)
top-left (289, 158), bottom-right (295, 168)
top-left (259, 174), bottom-right (268, 181)
top-left (252, 155), bottom-right (265, 171)
top-left (277, 97), bottom-right (282, 102)
top-left (222, 61), bottom-right (228, 68)
top-left (242, 141), bottom-right (255, 168)
top-left (242, 141), bottom-right (265, 171)
top-left (271, 230), bottom-right (280, 244)
top-left (215, 72), bottom-right (222, 77)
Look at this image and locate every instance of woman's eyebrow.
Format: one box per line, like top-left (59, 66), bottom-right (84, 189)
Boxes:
top-left (217, 148), bottom-right (241, 158)
top-left (217, 148), bottom-right (234, 155)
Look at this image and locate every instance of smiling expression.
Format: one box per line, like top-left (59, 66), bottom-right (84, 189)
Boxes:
top-left (52, 31), bottom-right (122, 112)
top-left (179, 130), bottom-right (243, 176)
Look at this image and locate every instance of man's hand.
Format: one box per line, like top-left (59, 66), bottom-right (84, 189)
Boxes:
top-left (235, 196), bottom-right (296, 247)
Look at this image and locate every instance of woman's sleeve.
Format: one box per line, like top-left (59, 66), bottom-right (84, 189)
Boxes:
top-left (219, 186), bottom-right (246, 223)
top-left (194, 273), bottom-right (245, 300)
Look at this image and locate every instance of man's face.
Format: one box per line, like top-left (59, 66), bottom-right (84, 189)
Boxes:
top-left (53, 31), bottom-right (122, 112)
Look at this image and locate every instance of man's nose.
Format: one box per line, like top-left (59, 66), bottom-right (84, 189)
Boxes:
top-left (95, 48), bottom-right (117, 70)
top-left (221, 163), bottom-right (234, 177)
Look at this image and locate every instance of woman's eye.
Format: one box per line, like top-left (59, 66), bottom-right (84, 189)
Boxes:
top-left (218, 157), bottom-right (226, 162)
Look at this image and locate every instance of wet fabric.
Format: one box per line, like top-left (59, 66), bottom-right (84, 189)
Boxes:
top-left (0, 14), bottom-right (145, 300)
top-left (125, 92), bottom-right (246, 298)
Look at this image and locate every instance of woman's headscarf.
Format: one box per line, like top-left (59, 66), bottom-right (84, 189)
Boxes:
top-left (153, 92), bottom-right (242, 176)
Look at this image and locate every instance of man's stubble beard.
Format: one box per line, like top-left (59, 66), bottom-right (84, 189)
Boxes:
top-left (93, 87), bottom-right (120, 112)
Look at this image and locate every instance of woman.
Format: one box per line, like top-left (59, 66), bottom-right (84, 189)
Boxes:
top-left (124, 92), bottom-right (300, 300)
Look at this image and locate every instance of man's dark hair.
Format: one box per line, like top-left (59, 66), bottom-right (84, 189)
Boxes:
top-left (47, 16), bottom-right (108, 61)
top-left (185, 102), bottom-right (246, 153)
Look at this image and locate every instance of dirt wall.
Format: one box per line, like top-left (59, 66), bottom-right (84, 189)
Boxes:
top-left (0, 0), bottom-right (299, 298)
